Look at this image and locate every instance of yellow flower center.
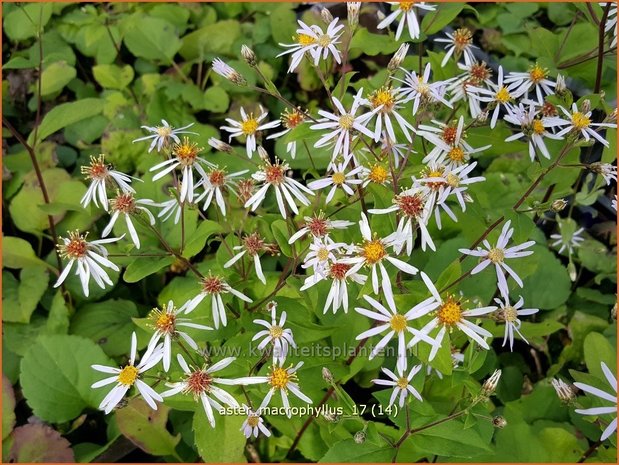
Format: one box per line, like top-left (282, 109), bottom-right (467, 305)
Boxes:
top-left (331, 172), bottom-right (346, 185)
top-left (318, 34), bottom-right (332, 47)
top-left (453, 28), bottom-right (473, 50)
top-left (400, 1), bottom-right (415, 12)
top-left (448, 146), bottom-right (465, 163)
top-left (117, 365), bottom-right (139, 386)
top-left (174, 138), bottom-right (201, 166)
top-left (571, 112), bottom-right (590, 130)
top-left (297, 33), bottom-right (316, 46)
top-left (269, 325), bottom-right (284, 338)
top-left (247, 415), bottom-right (260, 427)
top-left (532, 119), bottom-right (545, 135)
top-left (156, 126), bottom-right (173, 137)
top-left (370, 87), bottom-right (395, 112)
top-left (368, 164), bottom-right (389, 184)
top-left (155, 312), bottom-right (176, 334)
top-left (316, 247), bottom-right (330, 261)
top-left (487, 248), bottom-right (505, 264)
top-left (396, 376), bottom-right (409, 389)
top-left (362, 239), bottom-right (386, 264)
top-left (390, 314), bottom-right (408, 333)
top-left (495, 87), bottom-right (511, 103)
top-left (60, 232), bottom-right (88, 259)
top-left (339, 114), bottom-right (355, 130)
top-left (446, 173), bottom-right (460, 187)
top-left (503, 306), bottom-right (518, 322)
top-left (529, 64), bottom-right (547, 83)
top-left (269, 366), bottom-right (292, 390)
top-left (241, 117), bottom-right (259, 136)
top-left (437, 297), bottom-right (462, 326)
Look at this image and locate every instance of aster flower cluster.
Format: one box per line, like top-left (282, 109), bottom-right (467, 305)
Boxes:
top-left (44, 1), bottom-right (616, 448)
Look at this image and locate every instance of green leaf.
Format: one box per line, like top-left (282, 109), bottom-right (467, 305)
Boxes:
top-left (520, 246), bottom-right (571, 310)
top-left (27, 98), bottom-right (104, 145)
top-left (179, 20), bottom-right (241, 60)
top-left (413, 419), bottom-right (492, 457)
top-left (116, 399), bottom-right (181, 457)
top-left (182, 219), bottom-right (224, 258)
top-left (20, 335), bottom-right (115, 423)
top-left (192, 407), bottom-right (246, 462)
top-left (583, 332), bottom-right (617, 380)
top-left (318, 439), bottom-right (393, 462)
top-left (2, 375), bottom-right (16, 440)
top-left (40, 61), bottom-right (76, 96)
top-left (124, 256), bottom-right (174, 283)
top-left (271, 219), bottom-right (294, 257)
top-left (201, 86), bottom-right (229, 113)
top-left (2, 237), bottom-right (49, 269)
top-left (349, 28), bottom-right (401, 56)
top-left (270, 5), bottom-right (297, 44)
top-left (422, 3), bottom-right (467, 36)
top-left (2, 266), bottom-right (49, 323)
top-left (3, 3), bottom-right (53, 41)
top-left (93, 64), bottom-right (135, 90)
top-left (6, 424), bottom-right (74, 462)
top-left (70, 299), bottom-right (139, 356)
top-left (123, 16), bottom-right (182, 62)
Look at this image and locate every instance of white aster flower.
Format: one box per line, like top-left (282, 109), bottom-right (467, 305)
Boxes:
top-left (80, 154), bottom-right (137, 211)
top-left (240, 401), bottom-right (271, 439)
top-left (504, 103), bottom-right (565, 161)
top-left (603, 2), bottom-right (618, 47)
top-left (347, 2), bottom-right (361, 28)
top-left (244, 153), bottom-right (314, 218)
top-left (220, 106), bottom-right (281, 158)
top-left (161, 355), bottom-right (259, 428)
top-left (435, 28), bottom-right (477, 67)
top-left (447, 61), bottom-right (494, 117)
top-left (91, 332), bottom-right (164, 414)
top-left (551, 103), bottom-right (617, 148)
top-left (311, 88), bottom-right (378, 160)
top-left (224, 232), bottom-right (278, 285)
top-left (397, 63), bottom-right (452, 115)
top-left (266, 108), bottom-right (306, 159)
top-left (152, 196), bottom-right (187, 225)
top-left (459, 220), bottom-right (535, 299)
top-left (362, 86), bottom-right (416, 143)
top-left (302, 18), bottom-right (345, 67)
top-left (590, 162), bottom-right (618, 186)
top-left (301, 237), bottom-right (346, 277)
top-left (418, 116), bottom-right (490, 167)
top-left (342, 213), bottom-right (418, 300)
top-left (299, 260), bottom-right (367, 314)
top-left (250, 359), bottom-right (313, 418)
top-left (355, 293), bottom-right (439, 369)
top-left (373, 364), bottom-right (423, 407)
top-left (468, 65), bottom-right (523, 128)
top-left (147, 301), bottom-right (212, 372)
top-left (380, 135), bottom-right (412, 169)
top-left (308, 162), bottom-right (363, 204)
top-left (54, 230), bottom-right (121, 297)
top-left (102, 192), bottom-right (156, 249)
top-left (550, 223), bottom-right (585, 255)
top-left (277, 22), bottom-right (322, 73)
top-left (493, 295), bottom-right (539, 351)
top-left (503, 63), bottom-right (556, 104)
top-left (195, 166), bottom-right (249, 216)
top-left (150, 138), bottom-right (214, 203)
top-left (574, 361), bottom-right (617, 441)
top-left (288, 212), bottom-right (354, 244)
top-left (370, 186), bottom-right (434, 253)
top-left (182, 273), bottom-right (253, 329)
top-left (360, 162), bottom-right (392, 188)
top-left (252, 301), bottom-right (297, 364)
top-left (410, 273), bottom-right (496, 360)
top-left (133, 119), bottom-right (197, 153)
top-left (377, 2), bottom-right (436, 41)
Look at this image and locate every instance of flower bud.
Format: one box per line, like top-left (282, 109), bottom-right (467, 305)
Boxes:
top-left (551, 378), bottom-right (575, 403)
top-left (555, 74), bottom-right (566, 93)
top-left (321, 8), bottom-right (334, 25)
top-left (492, 416), bottom-right (507, 428)
top-left (354, 430), bottom-right (366, 444)
top-left (567, 260), bottom-right (577, 282)
top-left (388, 43), bottom-right (410, 72)
top-left (257, 146), bottom-right (269, 161)
top-left (476, 110), bottom-right (489, 124)
top-left (241, 44), bottom-right (257, 67)
top-left (581, 99), bottom-right (591, 114)
top-left (208, 137), bottom-right (233, 154)
top-left (347, 2), bottom-right (361, 29)
top-left (550, 198), bottom-right (568, 212)
top-left (322, 367), bottom-right (334, 384)
top-left (266, 300), bottom-right (278, 311)
top-left (611, 302), bottom-right (617, 320)
top-left (212, 58), bottom-right (246, 86)
top-left (481, 369), bottom-right (501, 396)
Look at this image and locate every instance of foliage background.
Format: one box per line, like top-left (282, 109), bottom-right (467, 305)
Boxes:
top-left (1, 1), bottom-right (617, 463)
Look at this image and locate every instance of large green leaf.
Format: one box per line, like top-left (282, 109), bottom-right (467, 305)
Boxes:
top-left (3, 3), bottom-right (52, 41)
top-left (124, 16), bottom-right (182, 62)
top-left (20, 335), bottom-right (115, 423)
top-left (192, 406), bottom-right (246, 462)
top-left (1, 266), bottom-right (49, 323)
top-left (116, 399), bottom-right (181, 457)
top-left (2, 237), bottom-right (49, 269)
top-left (5, 424), bottom-right (74, 462)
